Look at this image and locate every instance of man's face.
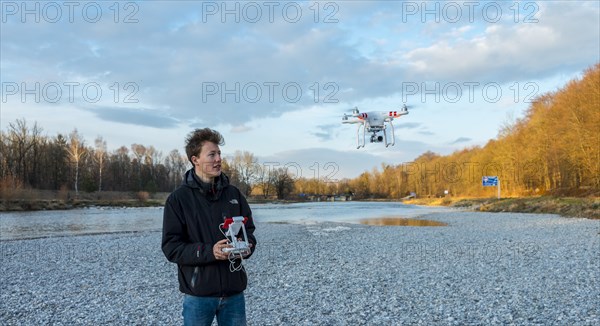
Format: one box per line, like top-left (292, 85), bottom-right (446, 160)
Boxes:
top-left (192, 141), bottom-right (222, 181)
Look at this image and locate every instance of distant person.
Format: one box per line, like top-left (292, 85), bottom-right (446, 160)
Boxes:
top-left (162, 128), bottom-right (256, 326)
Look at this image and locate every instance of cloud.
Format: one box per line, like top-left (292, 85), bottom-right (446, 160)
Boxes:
top-left (259, 138), bottom-right (459, 179)
top-left (1, 2), bottom-right (409, 129)
top-left (311, 124), bottom-right (338, 141)
top-left (89, 106), bottom-right (180, 128)
top-left (260, 148), bottom-right (387, 180)
top-left (395, 122), bottom-right (421, 129)
top-left (231, 125), bottom-right (253, 133)
top-left (401, 3), bottom-right (600, 82)
top-left (451, 137), bottom-right (472, 144)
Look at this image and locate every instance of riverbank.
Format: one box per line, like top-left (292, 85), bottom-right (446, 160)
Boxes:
top-left (2, 191), bottom-right (599, 220)
top-left (403, 196), bottom-right (600, 219)
top-left (0, 197), bottom-right (298, 211)
top-left (1, 212), bottom-right (598, 324)
top-left (0, 189), bottom-right (300, 211)
top-left (0, 198), bottom-right (166, 211)
top-left (0, 190), bottom-right (169, 211)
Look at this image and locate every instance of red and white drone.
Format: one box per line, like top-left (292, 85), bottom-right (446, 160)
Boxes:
top-left (342, 104), bottom-right (409, 149)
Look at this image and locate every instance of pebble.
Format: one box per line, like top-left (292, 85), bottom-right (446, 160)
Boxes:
top-left (0, 211), bottom-right (598, 325)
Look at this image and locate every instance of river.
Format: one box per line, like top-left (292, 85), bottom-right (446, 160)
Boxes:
top-left (0, 201), bottom-right (450, 240)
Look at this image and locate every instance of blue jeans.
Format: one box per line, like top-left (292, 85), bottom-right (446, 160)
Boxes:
top-left (182, 292), bottom-right (247, 326)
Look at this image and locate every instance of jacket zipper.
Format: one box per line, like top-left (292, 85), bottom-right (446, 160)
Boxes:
top-left (191, 266), bottom-right (198, 288)
top-left (191, 245), bottom-right (201, 288)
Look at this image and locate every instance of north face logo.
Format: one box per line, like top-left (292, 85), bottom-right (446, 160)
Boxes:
top-left (229, 199), bottom-right (239, 204)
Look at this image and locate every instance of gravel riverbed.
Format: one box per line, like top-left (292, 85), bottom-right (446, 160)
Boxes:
top-left (1, 211), bottom-right (599, 325)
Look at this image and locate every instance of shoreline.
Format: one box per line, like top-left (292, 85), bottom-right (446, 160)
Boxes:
top-left (0, 198), bottom-right (166, 211)
top-left (2, 195), bottom-right (598, 219)
top-left (403, 196), bottom-right (600, 219)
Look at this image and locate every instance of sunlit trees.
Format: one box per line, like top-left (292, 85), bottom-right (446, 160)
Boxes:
top-left (66, 129), bottom-right (86, 195)
top-left (0, 126), bottom-right (187, 194)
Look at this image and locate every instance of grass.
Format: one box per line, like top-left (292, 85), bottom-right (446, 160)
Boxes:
top-left (404, 196), bottom-right (600, 219)
top-left (0, 190), bottom-right (169, 211)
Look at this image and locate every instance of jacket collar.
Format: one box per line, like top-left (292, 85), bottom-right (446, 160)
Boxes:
top-left (183, 168), bottom-right (229, 200)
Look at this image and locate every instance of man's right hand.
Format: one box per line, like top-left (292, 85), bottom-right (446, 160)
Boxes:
top-left (213, 239), bottom-right (231, 260)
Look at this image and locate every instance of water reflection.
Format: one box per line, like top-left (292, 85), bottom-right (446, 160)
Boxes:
top-left (360, 217), bottom-right (447, 227)
top-left (0, 207), bottom-right (164, 240)
top-left (1, 203), bottom-right (451, 240)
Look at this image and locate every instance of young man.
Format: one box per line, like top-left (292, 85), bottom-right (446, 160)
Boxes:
top-left (162, 128), bottom-right (256, 326)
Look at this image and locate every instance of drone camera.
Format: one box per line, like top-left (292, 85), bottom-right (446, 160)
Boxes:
top-left (370, 135), bottom-right (384, 143)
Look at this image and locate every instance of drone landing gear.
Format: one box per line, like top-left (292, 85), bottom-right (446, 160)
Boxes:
top-left (385, 120), bottom-right (395, 147)
top-left (354, 119), bottom-right (396, 149)
top-left (357, 123), bottom-right (366, 149)
top-left (366, 124), bottom-right (395, 147)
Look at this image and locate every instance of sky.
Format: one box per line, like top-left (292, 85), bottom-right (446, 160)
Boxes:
top-left (1, 0), bottom-right (599, 180)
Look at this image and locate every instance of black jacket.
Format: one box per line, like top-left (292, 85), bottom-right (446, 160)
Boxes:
top-left (162, 169), bottom-right (256, 297)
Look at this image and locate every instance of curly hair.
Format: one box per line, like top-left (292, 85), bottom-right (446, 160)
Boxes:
top-left (185, 128), bottom-right (225, 165)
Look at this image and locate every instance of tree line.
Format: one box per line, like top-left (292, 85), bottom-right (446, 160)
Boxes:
top-left (1, 63), bottom-right (598, 200)
top-left (0, 121), bottom-right (188, 195)
top-left (0, 120), bottom-right (308, 199)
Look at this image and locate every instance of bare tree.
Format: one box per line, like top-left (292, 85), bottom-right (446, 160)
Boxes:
top-left (6, 119), bottom-right (34, 185)
top-left (229, 151), bottom-right (259, 196)
top-left (66, 129), bottom-right (86, 195)
top-left (165, 149), bottom-right (187, 190)
top-left (94, 136), bottom-right (107, 191)
top-left (272, 167), bottom-right (294, 200)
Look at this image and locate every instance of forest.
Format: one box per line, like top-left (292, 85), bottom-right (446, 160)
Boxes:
top-left (1, 64), bottom-right (598, 201)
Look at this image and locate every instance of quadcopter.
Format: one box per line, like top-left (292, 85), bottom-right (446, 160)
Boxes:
top-left (342, 105), bottom-right (409, 149)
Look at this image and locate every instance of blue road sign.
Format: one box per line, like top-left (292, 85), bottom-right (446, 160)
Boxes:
top-left (482, 176), bottom-right (498, 186)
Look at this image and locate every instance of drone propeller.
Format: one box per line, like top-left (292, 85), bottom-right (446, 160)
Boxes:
top-left (342, 107), bottom-right (360, 119)
top-left (400, 104), bottom-right (412, 111)
top-left (402, 104), bottom-right (421, 110)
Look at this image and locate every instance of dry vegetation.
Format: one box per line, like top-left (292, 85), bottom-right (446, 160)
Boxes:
top-left (0, 188), bottom-right (168, 211)
top-left (404, 196), bottom-right (600, 219)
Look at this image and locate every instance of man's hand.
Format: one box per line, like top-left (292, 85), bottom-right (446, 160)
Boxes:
top-left (213, 239), bottom-right (231, 260)
top-left (242, 242), bottom-right (253, 258)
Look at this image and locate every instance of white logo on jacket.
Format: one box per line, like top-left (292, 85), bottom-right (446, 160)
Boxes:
top-left (229, 199), bottom-right (239, 204)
